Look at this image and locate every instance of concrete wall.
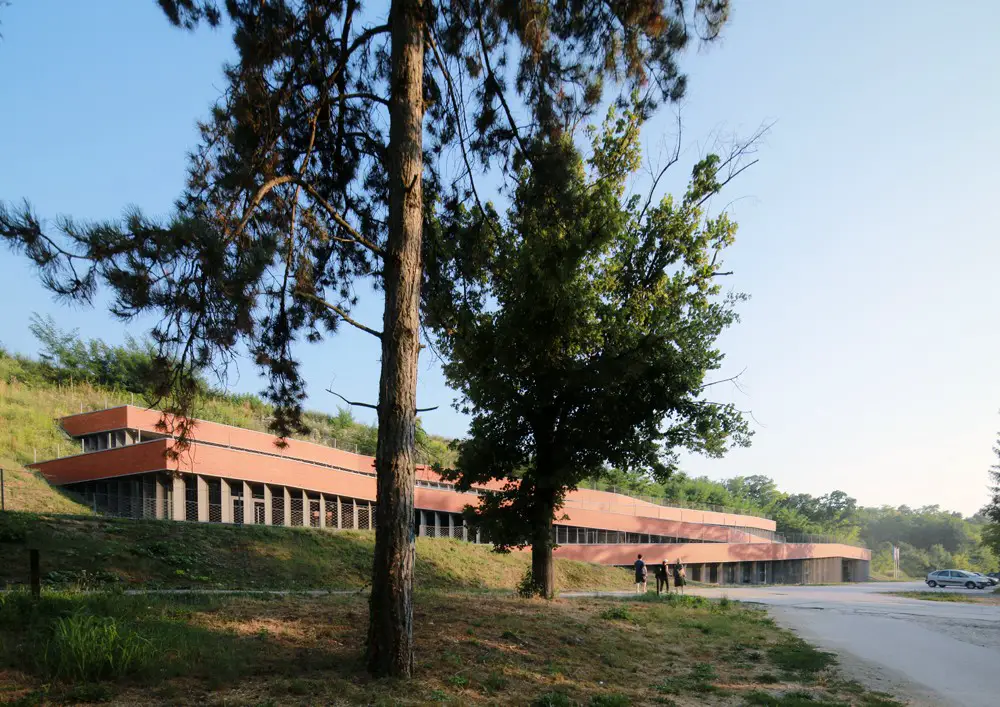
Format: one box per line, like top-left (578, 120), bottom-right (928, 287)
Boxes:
top-left (65, 470), bottom-right (871, 583)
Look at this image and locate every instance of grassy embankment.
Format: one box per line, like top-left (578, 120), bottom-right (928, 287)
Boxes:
top-left (0, 353), bottom-right (454, 515)
top-left (0, 590), bottom-right (905, 707)
top-left (0, 512), bottom-right (629, 593)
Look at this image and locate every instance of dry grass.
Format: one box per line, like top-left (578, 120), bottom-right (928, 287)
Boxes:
top-left (0, 591), bottom-right (904, 706)
top-left (0, 462), bottom-right (90, 515)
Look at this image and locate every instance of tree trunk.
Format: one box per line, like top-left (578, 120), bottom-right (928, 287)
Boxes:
top-left (366, 0), bottom-right (424, 679)
top-left (530, 490), bottom-right (557, 599)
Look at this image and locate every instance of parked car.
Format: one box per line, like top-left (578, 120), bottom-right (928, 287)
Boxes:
top-left (971, 572), bottom-right (998, 586)
top-left (925, 569), bottom-right (989, 589)
top-left (986, 572), bottom-right (1000, 581)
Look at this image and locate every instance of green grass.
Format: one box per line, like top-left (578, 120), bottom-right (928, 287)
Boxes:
top-left (743, 689), bottom-right (904, 707)
top-left (0, 511), bottom-right (631, 592)
top-left (889, 590), bottom-right (1000, 605)
top-left (0, 591), bottom-right (903, 706)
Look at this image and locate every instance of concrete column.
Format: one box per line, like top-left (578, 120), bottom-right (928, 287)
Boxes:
top-left (220, 480), bottom-right (233, 523)
top-left (448, 513), bottom-right (454, 538)
top-left (302, 489), bottom-right (310, 527)
top-left (351, 499), bottom-right (358, 529)
top-left (154, 475), bottom-right (166, 519)
top-left (416, 510), bottom-right (424, 536)
top-left (196, 476), bottom-right (209, 522)
top-left (283, 486), bottom-right (291, 527)
top-left (336, 496), bottom-right (342, 529)
top-left (319, 494), bottom-right (326, 528)
top-left (263, 485), bottom-right (273, 525)
top-left (369, 502), bottom-right (374, 528)
top-left (171, 476), bottom-right (185, 521)
top-left (243, 482), bottom-right (254, 525)
top-left (131, 479), bottom-right (141, 519)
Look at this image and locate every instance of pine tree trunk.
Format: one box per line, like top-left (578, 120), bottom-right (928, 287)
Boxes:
top-left (531, 493), bottom-right (556, 599)
top-left (366, 0), bottom-right (424, 679)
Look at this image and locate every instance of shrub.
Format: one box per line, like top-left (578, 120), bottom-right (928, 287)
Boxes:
top-left (531, 692), bottom-right (575, 707)
top-left (599, 605), bottom-right (637, 623)
top-left (517, 567), bottom-right (544, 598)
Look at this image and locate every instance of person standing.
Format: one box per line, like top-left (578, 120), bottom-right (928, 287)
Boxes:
top-left (672, 558), bottom-right (686, 594)
top-left (634, 554), bottom-right (648, 594)
top-left (655, 560), bottom-right (670, 596)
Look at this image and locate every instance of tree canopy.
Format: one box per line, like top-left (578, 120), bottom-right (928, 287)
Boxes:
top-left (425, 104), bottom-right (753, 596)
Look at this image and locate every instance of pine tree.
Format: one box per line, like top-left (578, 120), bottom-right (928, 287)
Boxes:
top-left (2, 0), bottom-right (731, 676)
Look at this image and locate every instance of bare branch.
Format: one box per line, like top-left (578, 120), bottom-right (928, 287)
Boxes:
top-left (699, 366), bottom-right (747, 392)
top-left (296, 290), bottom-right (384, 339)
top-left (234, 175), bottom-right (297, 238)
top-left (638, 111), bottom-right (683, 224)
top-left (426, 25), bottom-right (489, 218)
top-left (326, 388), bottom-right (379, 411)
top-left (326, 388), bottom-right (437, 415)
top-left (292, 177), bottom-right (386, 257)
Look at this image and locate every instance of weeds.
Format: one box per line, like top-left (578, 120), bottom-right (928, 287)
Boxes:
top-left (655, 662), bottom-right (719, 695)
top-left (599, 605), bottom-right (638, 622)
top-left (589, 694), bottom-right (631, 706)
top-left (531, 693), bottom-right (574, 707)
top-left (768, 638), bottom-right (837, 676)
top-left (743, 690), bottom-right (847, 706)
top-left (44, 612), bottom-right (154, 681)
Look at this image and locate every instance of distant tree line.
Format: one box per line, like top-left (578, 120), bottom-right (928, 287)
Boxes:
top-left (585, 469), bottom-right (997, 576)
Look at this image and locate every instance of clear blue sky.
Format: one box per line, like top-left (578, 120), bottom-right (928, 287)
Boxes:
top-left (2, 1), bottom-right (998, 515)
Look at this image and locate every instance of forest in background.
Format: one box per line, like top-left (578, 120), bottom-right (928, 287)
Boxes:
top-left (2, 316), bottom-right (993, 578)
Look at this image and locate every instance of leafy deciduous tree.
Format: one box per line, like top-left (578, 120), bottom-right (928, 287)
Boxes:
top-left (425, 105), bottom-right (754, 597)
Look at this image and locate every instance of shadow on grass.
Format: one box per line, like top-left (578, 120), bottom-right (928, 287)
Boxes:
top-left (0, 512), bottom-right (628, 593)
top-left (0, 589), bottom-right (354, 702)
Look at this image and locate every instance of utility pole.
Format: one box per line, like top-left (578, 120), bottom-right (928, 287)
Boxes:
top-left (1, 468), bottom-right (5, 511)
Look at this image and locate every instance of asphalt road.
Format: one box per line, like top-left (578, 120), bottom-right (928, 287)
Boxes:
top-left (688, 582), bottom-right (1000, 706)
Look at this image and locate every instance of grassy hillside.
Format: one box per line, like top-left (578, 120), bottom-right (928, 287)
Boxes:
top-left (0, 512), bottom-right (630, 593)
top-left (0, 350), bottom-right (454, 515)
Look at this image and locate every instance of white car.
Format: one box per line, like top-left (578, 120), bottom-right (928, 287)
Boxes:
top-left (926, 569), bottom-right (989, 589)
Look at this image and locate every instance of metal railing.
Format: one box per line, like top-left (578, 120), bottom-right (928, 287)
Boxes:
top-left (418, 524), bottom-right (484, 542)
top-left (777, 532), bottom-right (866, 548)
